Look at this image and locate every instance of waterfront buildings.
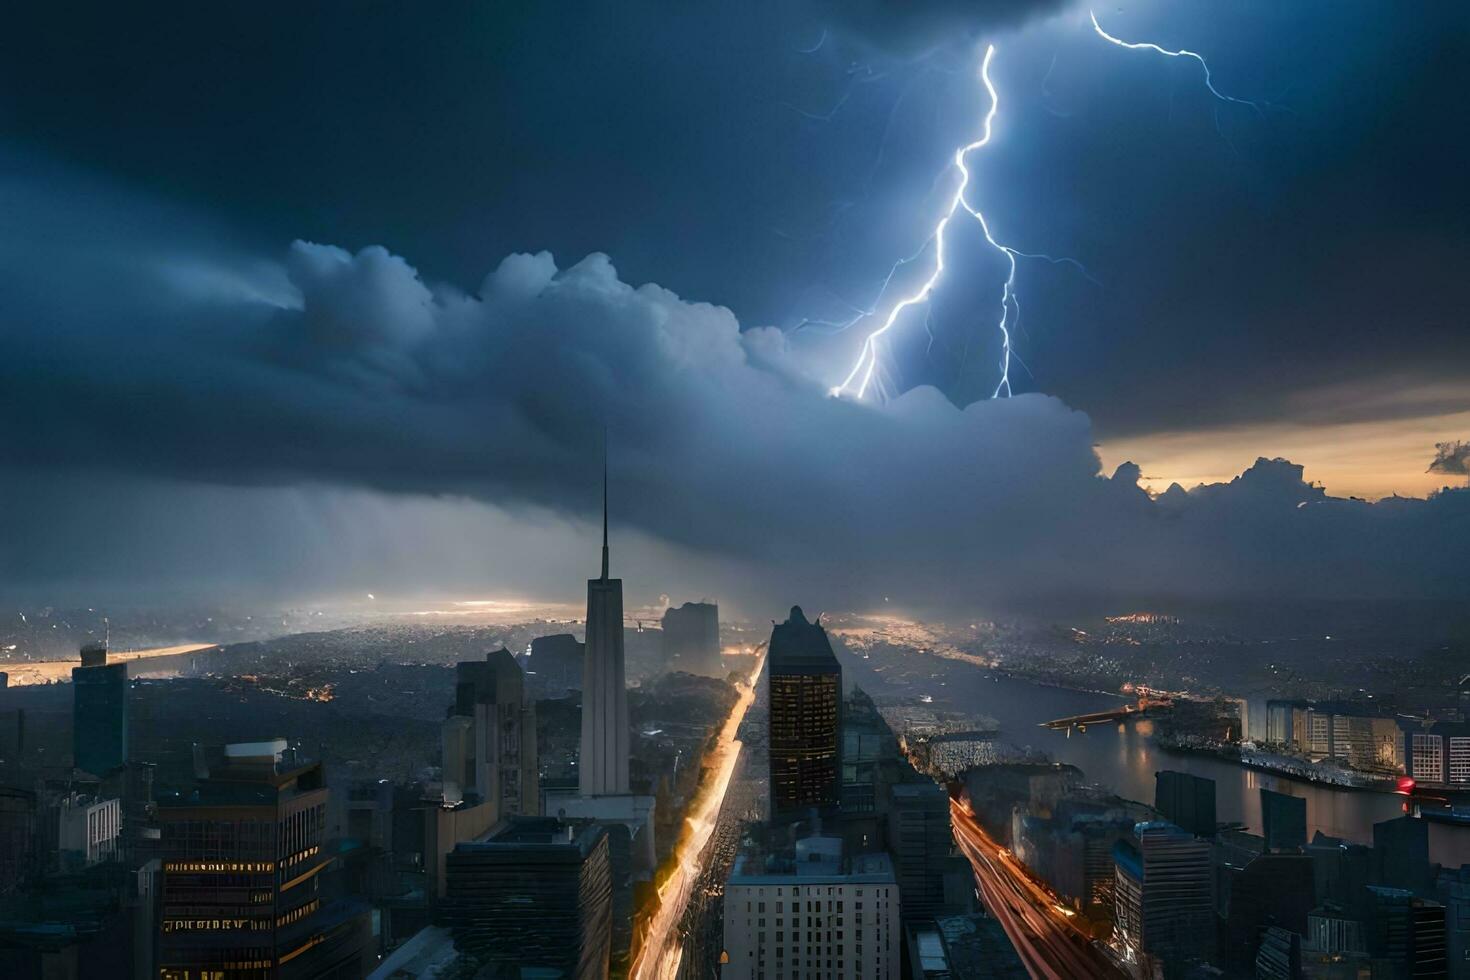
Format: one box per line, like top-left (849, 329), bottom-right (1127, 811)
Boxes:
top-left (721, 834), bottom-right (901, 980)
top-left (72, 643), bottom-right (128, 776)
top-left (443, 817), bottom-right (613, 980)
top-left (153, 739), bottom-right (371, 979)
top-left (768, 606), bottom-right (842, 823)
top-left (1264, 699), bottom-right (1406, 773)
top-left (661, 600), bottom-right (722, 677)
top-left (1112, 821), bottom-right (1215, 971)
top-left (1407, 722), bottom-right (1470, 786)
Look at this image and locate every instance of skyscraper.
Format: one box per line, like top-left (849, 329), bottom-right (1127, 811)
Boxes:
top-left (660, 601), bottom-right (722, 676)
top-left (443, 648), bottom-right (539, 818)
top-left (154, 740), bottom-right (371, 979)
top-left (1153, 770), bottom-right (1216, 838)
top-left (768, 606), bottom-right (842, 823)
top-left (72, 642), bottom-right (127, 776)
top-left (580, 456), bottom-right (629, 797)
top-left (1112, 821), bottom-right (1215, 971)
top-left (1261, 788), bottom-right (1307, 852)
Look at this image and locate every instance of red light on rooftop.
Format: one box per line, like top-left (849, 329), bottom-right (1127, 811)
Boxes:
top-left (1395, 776), bottom-right (1415, 795)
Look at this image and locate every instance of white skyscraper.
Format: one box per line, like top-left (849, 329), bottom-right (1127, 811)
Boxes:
top-left (579, 456), bottom-right (630, 796)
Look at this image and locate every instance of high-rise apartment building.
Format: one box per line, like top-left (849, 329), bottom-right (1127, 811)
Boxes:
top-left (1112, 821), bottom-right (1215, 971)
top-left (442, 648), bottom-right (538, 819)
top-left (768, 606), bottom-right (842, 823)
top-left (154, 740), bottom-right (370, 980)
top-left (443, 817), bottom-right (613, 980)
top-left (72, 643), bottom-right (128, 776)
top-left (722, 835), bottom-right (901, 980)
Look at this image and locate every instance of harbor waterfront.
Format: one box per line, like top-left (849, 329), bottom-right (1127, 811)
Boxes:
top-left (848, 651), bottom-right (1410, 846)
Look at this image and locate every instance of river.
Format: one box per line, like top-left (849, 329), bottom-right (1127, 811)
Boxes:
top-left (853, 653), bottom-right (1407, 845)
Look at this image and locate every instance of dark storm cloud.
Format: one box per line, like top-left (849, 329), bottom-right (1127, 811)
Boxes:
top-left (1429, 442), bottom-right (1470, 478)
top-left (4, 1), bottom-right (1465, 443)
top-left (0, 169), bottom-right (1466, 606)
top-left (1, 3), bottom-right (1468, 605)
top-left (817, 0), bottom-right (1069, 57)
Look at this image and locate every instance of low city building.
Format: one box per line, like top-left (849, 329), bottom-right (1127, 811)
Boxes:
top-left (721, 834), bottom-right (901, 980)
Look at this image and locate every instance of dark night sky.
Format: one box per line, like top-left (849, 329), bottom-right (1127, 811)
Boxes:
top-left (0, 1), bottom-right (1466, 610)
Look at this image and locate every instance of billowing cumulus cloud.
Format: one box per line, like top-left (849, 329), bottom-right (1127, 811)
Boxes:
top-left (1429, 441), bottom-right (1470, 478)
top-left (1, 172), bottom-right (1466, 610)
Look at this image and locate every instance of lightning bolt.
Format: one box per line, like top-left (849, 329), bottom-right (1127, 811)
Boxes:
top-left (829, 45), bottom-right (1084, 402)
top-left (1089, 10), bottom-right (1264, 112)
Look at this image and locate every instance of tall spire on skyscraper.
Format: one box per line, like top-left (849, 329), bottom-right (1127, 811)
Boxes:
top-left (601, 425), bottom-right (609, 581)
top-left (581, 423), bottom-right (629, 796)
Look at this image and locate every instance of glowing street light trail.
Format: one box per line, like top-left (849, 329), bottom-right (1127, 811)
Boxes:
top-left (1089, 10), bottom-right (1264, 112)
top-left (630, 650), bottom-right (766, 980)
top-left (831, 44), bottom-right (1035, 402)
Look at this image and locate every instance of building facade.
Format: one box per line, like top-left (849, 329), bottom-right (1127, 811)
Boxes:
top-left (55, 793), bottom-right (119, 869)
top-left (443, 817), bottom-right (612, 980)
top-left (1112, 822), bottom-right (1215, 971)
top-left (722, 836), bottom-right (901, 980)
top-left (1407, 723), bottom-right (1470, 786)
top-left (768, 607), bottom-right (842, 823)
top-left (154, 740), bottom-right (370, 980)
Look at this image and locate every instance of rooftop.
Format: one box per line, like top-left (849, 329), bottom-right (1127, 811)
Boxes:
top-left (769, 606), bottom-right (840, 671)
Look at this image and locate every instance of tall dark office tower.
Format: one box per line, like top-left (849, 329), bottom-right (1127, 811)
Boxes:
top-left (1262, 788), bottom-right (1307, 852)
top-left (767, 606), bottom-right (842, 823)
top-left (1374, 815), bottom-right (1433, 894)
top-left (660, 601), bottom-right (721, 676)
top-left (1153, 770), bottom-right (1216, 838)
top-left (444, 817), bottom-right (613, 980)
top-left (71, 643), bottom-right (127, 776)
top-left (154, 740), bottom-right (371, 979)
top-left (443, 648), bottom-right (539, 817)
top-left (888, 782), bottom-right (957, 922)
top-left (527, 633), bottom-right (585, 693)
top-left (580, 459), bottom-right (629, 797)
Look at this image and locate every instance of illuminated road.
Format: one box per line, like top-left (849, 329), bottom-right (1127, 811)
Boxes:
top-left (631, 651), bottom-right (767, 980)
top-left (950, 797), bottom-right (1129, 980)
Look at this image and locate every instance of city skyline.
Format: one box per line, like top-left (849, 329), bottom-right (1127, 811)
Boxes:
top-left (1, 3), bottom-right (1469, 979)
